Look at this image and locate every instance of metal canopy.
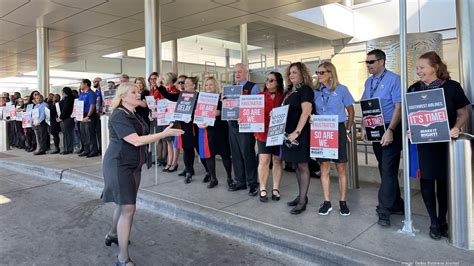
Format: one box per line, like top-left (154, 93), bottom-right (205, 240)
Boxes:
top-left (0, 0), bottom-right (346, 78)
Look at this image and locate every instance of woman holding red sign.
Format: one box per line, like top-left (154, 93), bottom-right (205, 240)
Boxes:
top-left (195, 76), bottom-right (233, 188)
top-left (312, 62), bottom-right (355, 216)
top-left (408, 51), bottom-right (470, 240)
top-left (255, 72), bottom-right (285, 202)
top-left (158, 76), bottom-right (210, 184)
top-left (282, 62), bottom-right (315, 215)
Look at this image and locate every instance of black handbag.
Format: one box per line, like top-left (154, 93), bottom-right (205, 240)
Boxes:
top-left (145, 145), bottom-right (153, 169)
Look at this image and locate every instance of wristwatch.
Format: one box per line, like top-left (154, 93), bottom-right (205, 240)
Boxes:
top-left (295, 130), bottom-right (301, 136)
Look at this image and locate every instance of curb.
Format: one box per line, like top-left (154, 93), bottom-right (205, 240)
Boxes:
top-left (0, 159), bottom-right (399, 265)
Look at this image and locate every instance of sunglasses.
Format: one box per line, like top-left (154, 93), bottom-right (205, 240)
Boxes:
top-left (283, 133), bottom-right (299, 148)
top-left (315, 71), bottom-right (330, 75)
top-left (177, 81), bottom-right (185, 85)
top-left (365, 59), bottom-right (382, 65)
top-left (266, 78), bottom-right (275, 83)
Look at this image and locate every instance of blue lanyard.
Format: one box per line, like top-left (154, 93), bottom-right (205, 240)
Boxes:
top-left (370, 69), bottom-right (387, 98)
top-left (321, 91), bottom-right (330, 112)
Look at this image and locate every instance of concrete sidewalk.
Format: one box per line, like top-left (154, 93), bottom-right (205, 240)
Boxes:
top-left (0, 149), bottom-right (472, 265)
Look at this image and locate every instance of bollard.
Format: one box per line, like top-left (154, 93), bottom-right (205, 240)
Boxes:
top-left (448, 132), bottom-right (474, 250)
top-left (101, 115), bottom-right (110, 162)
top-left (0, 120), bottom-right (10, 152)
top-left (347, 123), bottom-right (359, 189)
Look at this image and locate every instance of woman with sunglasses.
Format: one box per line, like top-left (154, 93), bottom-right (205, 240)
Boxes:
top-left (282, 62), bottom-right (315, 215)
top-left (312, 62), bottom-right (355, 216)
top-left (195, 76), bottom-right (233, 188)
top-left (255, 72), bottom-right (285, 202)
top-left (158, 76), bottom-right (210, 183)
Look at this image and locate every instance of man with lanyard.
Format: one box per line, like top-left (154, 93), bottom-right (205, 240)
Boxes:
top-left (78, 79), bottom-right (99, 158)
top-left (228, 63), bottom-right (260, 196)
top-left (93, 77), bottom-right (103, 154)
top-left (361, 49), bottom-right (404, 227)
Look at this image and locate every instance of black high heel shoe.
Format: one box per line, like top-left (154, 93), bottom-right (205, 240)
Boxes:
top-left (116, 256), bottom-right (134, 266)
top-left (105, 234), bottom-right (119, 246)
top-left (184, 173), bottom-right (193, 184)
top-left (105, 234), bottom-right (130, 246)
top-left (167, 164), bottom-right (178, 173)
top-left (272, 189), bottom-right (280, 201)
top-left (259, 190), bottom-right (268, 202)
top-left (287, 196), bottom-right (308, 206)
top-left (290, 202), bottom-right (307, 215)
top-left (162, 165), bottom-right (171, 172)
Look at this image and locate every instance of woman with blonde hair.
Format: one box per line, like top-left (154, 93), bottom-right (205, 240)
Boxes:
top-left (312, 62), bottom-right (355, 216)
top-left (102, 82), bottom-right (183, 266)
top-left (134, 77), bottom-right (150, 127)
top-left (195, 76), bottom-right (233, 188)
top-left (282, 62), bottom-right (315, 214)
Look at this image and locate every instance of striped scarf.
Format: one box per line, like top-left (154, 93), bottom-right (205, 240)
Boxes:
top-left (420, 79), bottom-right (445, 91)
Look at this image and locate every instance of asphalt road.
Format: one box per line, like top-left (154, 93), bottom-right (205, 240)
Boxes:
top-left (0, 168), bottom-right (305, 265)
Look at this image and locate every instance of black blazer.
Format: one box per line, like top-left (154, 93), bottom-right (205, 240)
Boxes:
top-left (59, 95), bottom-right (75, 120)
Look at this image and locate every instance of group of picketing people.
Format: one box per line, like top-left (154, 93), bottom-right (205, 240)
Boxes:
top-left (1, 49), bottom-right (471, 265)
top-left (100, 49), bottom-right (470, 265)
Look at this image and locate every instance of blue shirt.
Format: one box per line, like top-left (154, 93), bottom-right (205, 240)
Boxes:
top-left (79, 89), bottom-right (97, 115)
top-left (239, 80), bottom-right (260, 95)
top-left (361, 69), bottom-right (401, 124)
top-left (314, 84), bottom-right (354, 122)
top-left (33, 102), bottom-right (48, 123)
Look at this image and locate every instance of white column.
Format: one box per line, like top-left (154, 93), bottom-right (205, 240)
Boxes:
top-left (36, 27), bottom-right (49, 96)
top-left (171, 39), bottom-right (178, 74)
top-left (456, 0), bottom-right (474, 133)
top-left (240, 24), bottom-right (248, 65)
top-left (273, 38), bottom-right (278, 70)
top-left (145, 0), bottom-right (162, 77)
top-left (399, 0), bottom-right (416, 236)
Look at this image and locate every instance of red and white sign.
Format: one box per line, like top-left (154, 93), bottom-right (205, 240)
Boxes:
top-left (145, 96), bottom-right (157, 118)
top-left (363, 114), bottom-right (384, 128)
top-left (164, 101), bottom-right (176, 125)
top-left (72, 99), bottom-right (84, 121)
top-left (22, 112), bottom-right (32, 128)
top-left (408, 108), bottom-right (448, 127)
top-left (194, 92), bottom-right (219, 126)
top-left (156, 99), bottom-right (168, 125)
top-left (239, 95), bottom-right (264, 133)
top-left (310, 115), bottom-right (339, 159)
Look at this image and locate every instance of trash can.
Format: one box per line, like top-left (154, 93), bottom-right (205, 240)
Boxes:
top-left (101, 115), bottom-right (109, 162)
top-left (0, 120), bottom-right (10, 152)
top-left (448, 132), bottom-right (474, 250)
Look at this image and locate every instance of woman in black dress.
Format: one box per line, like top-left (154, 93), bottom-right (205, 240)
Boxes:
top-left (408, 51), bottom-right (470, 240)
top-left (196, 76), bottom-right (233, 188)
top-left (282, 62), bottom-right (315, 215)
top-left (102, 82), bottom-right (183, 266)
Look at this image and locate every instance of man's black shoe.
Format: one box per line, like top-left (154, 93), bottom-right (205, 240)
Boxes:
top-left (248, 187), bottom-right (258, 197)
top-left (78, 152), bottom-right (90, 157)
top-left (86, 152), bottom-right (99, 158)
top-left (378, 213), bottom-right (390, 227)
top-left (228, 183), bottom-right (247, 191)
top-left (376, 205), bottom-right (404, 216)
